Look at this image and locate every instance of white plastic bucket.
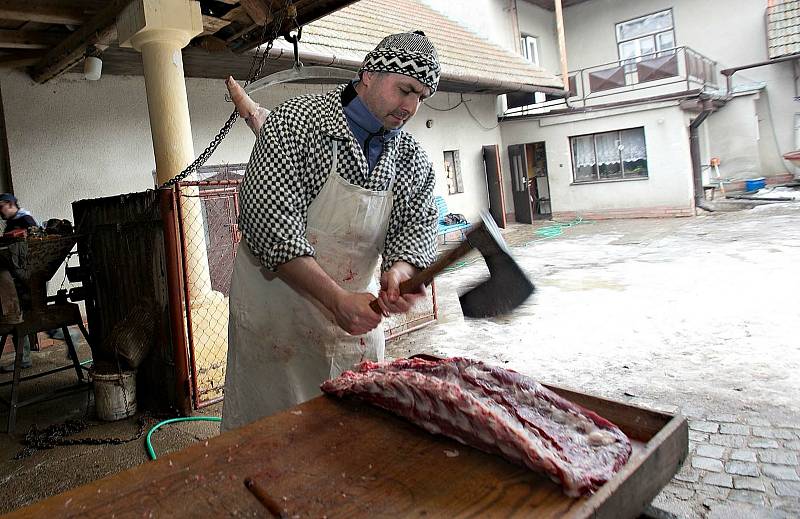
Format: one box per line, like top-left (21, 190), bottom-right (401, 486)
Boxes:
top-left (92, 369), bottom-right (137, 421)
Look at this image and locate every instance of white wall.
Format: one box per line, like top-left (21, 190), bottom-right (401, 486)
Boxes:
top-left (409, 92), bottom-right (504, 222)
top-left (0, 69), bottom-right (328, 224)
top-left (419, 0), bottom-right (518, 53)
top-left (0, 68), bottom-right (499, 229)
top-left (517, 0), bottom-right (558, 73)
top-left (500, 102), bottom-right (694, 214)
top-left (705, 93), bottom-right (762, 179)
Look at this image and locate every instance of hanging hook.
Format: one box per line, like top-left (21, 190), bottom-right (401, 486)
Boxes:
top-left (285, 26), bottom-right (303, 68)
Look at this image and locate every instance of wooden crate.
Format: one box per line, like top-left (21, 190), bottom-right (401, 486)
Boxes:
top-left (6, 387), bottom-right (687, 518)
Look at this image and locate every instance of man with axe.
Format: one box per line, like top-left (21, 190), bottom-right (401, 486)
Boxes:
top-left (222, 32), bottom-right (442, 430)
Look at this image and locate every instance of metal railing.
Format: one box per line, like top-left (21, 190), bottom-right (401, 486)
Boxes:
top-left (504, 46), bottom-right (720, 117)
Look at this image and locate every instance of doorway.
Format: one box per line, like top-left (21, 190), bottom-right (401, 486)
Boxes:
top-left (508, 142), bottom-right (552, 223)
top-left (527, 142), bottom-right (552, 220)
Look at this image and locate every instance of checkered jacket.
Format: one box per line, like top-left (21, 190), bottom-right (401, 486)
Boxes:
top-left (239, 85), bottom-right (438, 273)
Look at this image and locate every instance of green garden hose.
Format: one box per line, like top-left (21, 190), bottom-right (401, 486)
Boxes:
top-left (146, 416), bottom-right (222, 460)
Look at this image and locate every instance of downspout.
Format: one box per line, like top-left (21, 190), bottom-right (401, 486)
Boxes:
top-left (690, 99), bottom-right (715, 212)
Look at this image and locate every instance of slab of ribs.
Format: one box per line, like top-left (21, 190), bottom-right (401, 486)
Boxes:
top-left (321, 357), bottom-right (632, 497)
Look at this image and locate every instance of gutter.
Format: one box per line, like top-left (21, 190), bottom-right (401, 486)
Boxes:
top-left (720, 53), bottom-right (800, 93)
top-left (259, 44), bottom-right (568, 97)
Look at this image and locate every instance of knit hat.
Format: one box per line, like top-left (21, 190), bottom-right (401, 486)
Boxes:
top-left (359, 31), bottom-right (441, 95)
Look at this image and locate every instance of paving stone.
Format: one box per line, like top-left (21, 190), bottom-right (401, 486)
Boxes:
top-left (697, 484), bottom-right (730, 500)
top-left (731, 449), bottom-right (758, 462)
top-left (720, 423), bottom-right (750, 435)
top-left (707, 502), bottom-right (788, 519)
top-left (668, 485), bottom-right (695, 500)
top-left (707, 413), bottom-right (738, 423)
top-left (703, 472), bottom-right (733, 488)
top-left (692, 456), bottom-right (723, 472)
top-left (749, 438), bottom-right (780, 449)
top-left (688, 430), bottom-right (709, 442)
top-left (696, 444), bottom-right (726, 459)
top-left (774, 420), bottom-right (800, 430)
top-left (784, 440), bottom-right (800, 450)
top-left (758, 450), bottom-right (798, 465)
top-left (729, 489), bottom-right (766, 505)
top-left (773, 481), bottom-right (800, 497)
top-left (689, 420), bottom-right (719, 433)
top-left (711, 435), bottom-right (747, 448)
top-left (726, 461), bottom-right (759, 477)
top-left (674, 467), bottom-right (701, 484)
top-left (744, 416), bottom-right (772, 427)
top-left (733, 476), bottom-right (766, 492)
top-left (763, 464), bottom-right (800, 481)
top-left (752, 427), bottom-right (797, 440)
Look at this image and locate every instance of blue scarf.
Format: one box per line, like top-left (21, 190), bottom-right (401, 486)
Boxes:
top-left (342, 81), bottom-right (400, 172)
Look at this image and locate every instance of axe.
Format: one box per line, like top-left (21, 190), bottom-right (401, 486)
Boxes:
top-left (370, 210), bottom-right (534, 318)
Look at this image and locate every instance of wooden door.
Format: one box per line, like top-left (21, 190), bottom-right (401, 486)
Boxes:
top-left (508, 144), bottom-right (533, 224)
top-left (481, 144), bottom-right (506, 228)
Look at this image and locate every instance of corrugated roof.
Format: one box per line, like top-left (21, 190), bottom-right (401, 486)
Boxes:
top-left (273, 0), bottom-right (565, 94)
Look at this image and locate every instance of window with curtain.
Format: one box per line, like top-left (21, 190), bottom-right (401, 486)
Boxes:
top-left (570, 127), bottom-right (648, 183)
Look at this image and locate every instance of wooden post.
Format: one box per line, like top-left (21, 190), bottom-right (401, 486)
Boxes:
top-left (553, 0), bottom-right (569, 92)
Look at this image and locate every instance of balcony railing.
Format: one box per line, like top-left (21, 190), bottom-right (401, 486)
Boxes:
top-left (504, 46), bottom-right (720, 117)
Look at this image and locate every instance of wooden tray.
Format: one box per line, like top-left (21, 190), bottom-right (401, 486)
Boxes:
top-left (6, 388), bottom-right (687, 518)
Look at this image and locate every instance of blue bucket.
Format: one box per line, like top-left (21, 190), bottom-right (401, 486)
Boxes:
top-left (745, 177), bottom-right (766, 192)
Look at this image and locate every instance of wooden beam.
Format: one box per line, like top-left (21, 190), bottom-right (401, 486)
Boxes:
top-left (0, 50), bottom-right (45, 68)
top-left (201, 15), bottom-right (232, 36)
top-left (0, 29), bottom-right (71, 49)
top-left (28, 0), bottom-right (129, 84)
top-left (0, 2), bottom-right (87, 25)
top-left (553, 0), bottom-right (569, 90)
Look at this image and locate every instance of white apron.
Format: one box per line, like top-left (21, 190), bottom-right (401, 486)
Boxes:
top-left (222, 140), bottom-right (395, 430)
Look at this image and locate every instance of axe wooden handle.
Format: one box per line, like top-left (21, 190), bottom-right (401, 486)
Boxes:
top-left (370, 239), bottom-right (473, 314)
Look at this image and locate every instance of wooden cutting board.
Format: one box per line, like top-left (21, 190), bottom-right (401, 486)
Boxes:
top-left (6, 388), bottom-right (687, 518)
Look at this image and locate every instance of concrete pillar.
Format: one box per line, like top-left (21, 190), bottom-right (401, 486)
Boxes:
top-left (118, 0), bottom-right (211, 296)
top-left (119, 0), bottom-right (229, 393)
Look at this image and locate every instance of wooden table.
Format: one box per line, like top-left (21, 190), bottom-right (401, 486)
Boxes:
top-left (7, 388), bottom-right (688, 518)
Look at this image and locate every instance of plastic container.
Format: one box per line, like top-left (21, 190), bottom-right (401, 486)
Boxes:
top-left (745, 177), bottom-right (766, 192)
top-left (92, 368), bottom-right (137, 421)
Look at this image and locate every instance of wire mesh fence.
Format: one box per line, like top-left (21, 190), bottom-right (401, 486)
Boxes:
top-left (176, 180), bottom-right (240, 408)
top-left (175, 176), bottom-right (437, 408)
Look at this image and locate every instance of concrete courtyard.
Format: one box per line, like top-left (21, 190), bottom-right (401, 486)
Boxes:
top-left (388, 201), bottom-right (800, 518)
top-left (0, 200), bottom-right (798, 517)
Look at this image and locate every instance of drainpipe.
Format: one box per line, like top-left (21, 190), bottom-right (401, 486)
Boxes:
top-left (690, 99), bottom-right (715, 212)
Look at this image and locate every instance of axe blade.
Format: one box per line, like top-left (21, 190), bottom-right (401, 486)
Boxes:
top-left (458, 211), bottom-right (535, 318)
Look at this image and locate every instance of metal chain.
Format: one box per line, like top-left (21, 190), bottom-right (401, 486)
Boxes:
top-left (14, 414), bottom-right (153, 459)
top-left (157, 2), bottom-right (293, 190)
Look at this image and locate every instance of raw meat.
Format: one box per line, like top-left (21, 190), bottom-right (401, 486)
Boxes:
top-left (321, 357), bottom-right (632, 496)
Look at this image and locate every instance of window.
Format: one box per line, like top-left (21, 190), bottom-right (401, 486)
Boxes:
top-left (570, 128), bottom-right (648, 183)
top-left (616, 10), bottom-right (675, 72)
top-left (520, 35), bottom-right (540, 67)
top-left (443, 150), bottom-right (464, 194)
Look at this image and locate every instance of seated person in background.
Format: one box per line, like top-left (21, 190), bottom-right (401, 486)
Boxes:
top-left (0, 194), bottom-right (38, 371)
top-left (0, 193), bottom-right (37, 236)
